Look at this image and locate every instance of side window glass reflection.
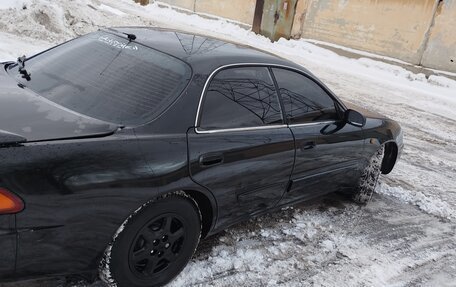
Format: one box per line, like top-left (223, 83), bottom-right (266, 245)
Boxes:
top-left (200, 67), bottom-right (283, 130)
top-left (272, 68), bottom-right (338, 124)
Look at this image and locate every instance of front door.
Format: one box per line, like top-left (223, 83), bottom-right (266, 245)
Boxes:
top-left (271, 67), bottom-right (364, 206)
top-left (188, 66), bottom-right (295, 229)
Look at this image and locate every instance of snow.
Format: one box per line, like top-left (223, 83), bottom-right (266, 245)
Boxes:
top-left (377, 183), bottom-right (456, 220)
top-left (1, 0), bottom-right (455, 286)
top-left (0, 32), bottom-right (50, 62)
top-left (0, 0), bottom-right (26, 10)
top-left (98, 4), bottom-right (126, 16)
top-left (303, 38), bottom-right (416, 67)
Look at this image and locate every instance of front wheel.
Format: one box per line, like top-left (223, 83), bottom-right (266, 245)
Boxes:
top-left (100, 194), bottom-right (201, 287)
top-left (352, 145), bottom-right (385, 204)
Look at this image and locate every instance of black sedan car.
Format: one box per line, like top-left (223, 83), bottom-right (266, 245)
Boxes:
top-left (0, 27), bottom-right (403, 286)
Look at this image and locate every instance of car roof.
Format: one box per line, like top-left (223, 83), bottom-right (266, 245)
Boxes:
top-left (108, 27), bottom-right (310, 74)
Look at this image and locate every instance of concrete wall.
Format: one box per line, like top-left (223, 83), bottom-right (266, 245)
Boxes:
top-left (158, 0), bottom-right (194, 10)
top-left (299, 0), bottom-right (438, 65)
top-left (195, 0), bottom-right (256, 25)
top-left (291, 0), bottom-right (310, 38)
top-left (421, 0), bottom-right (456, 72)
top-left (149, 0), bottom-right (456, 72)
top-left (158, 0), bottom-right (256, 25)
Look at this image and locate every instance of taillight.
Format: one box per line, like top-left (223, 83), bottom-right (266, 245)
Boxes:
top-left (0, 188), bottom-right (24, 214)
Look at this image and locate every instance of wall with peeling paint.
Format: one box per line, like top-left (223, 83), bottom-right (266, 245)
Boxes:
top-left (157, 0), bottom-right (194, 10)
top-left (157, 0), bottom-right (256, 25)
top-left (291, 0), bottom-right (310, 37)
top-left (299, 0), bottom-right (438, 64)
top-left (421, 0), bottom-right (456, 72)
top-left (149, 0), bottom-right (455, 72)
top-left (195, 0), bottom-right (256, 25)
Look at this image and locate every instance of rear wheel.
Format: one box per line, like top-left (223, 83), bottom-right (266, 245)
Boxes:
top-left (100, 194), bottom-right (201, 287)
top-left (352, 146), bottom-right (385, 204)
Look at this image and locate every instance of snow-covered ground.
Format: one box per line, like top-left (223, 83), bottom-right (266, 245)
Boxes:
top-left (1, 0), bottom-right (455, 286)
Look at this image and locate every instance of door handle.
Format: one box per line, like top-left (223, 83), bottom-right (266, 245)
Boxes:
top-left (300, 141), bottom-right (316, 151)
top-left (199, 153), bottom-right (224, 167)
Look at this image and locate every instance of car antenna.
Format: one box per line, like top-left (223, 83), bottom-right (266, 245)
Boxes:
top-left (17, 55), bottom-right (31, 81)
top-left (122, 33), bottom-right (136, 42)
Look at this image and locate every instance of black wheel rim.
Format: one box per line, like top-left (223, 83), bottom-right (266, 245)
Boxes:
top-left (128, 213), bottom-right (186, 278)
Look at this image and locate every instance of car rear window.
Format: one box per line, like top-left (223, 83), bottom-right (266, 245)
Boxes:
top-left (8, 31), bottom-right (192, 126)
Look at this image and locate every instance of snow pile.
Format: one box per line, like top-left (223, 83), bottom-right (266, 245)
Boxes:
top-left (98, 4), bottom-right (127, 16)
top-left (0, 32), bottom-right (50, 62)
top-left (428, 74), bottom-right (456, 90)
top-left (169, 206), bottom-right (370, 286)
top-left (0, 0), bottom-right (153, 44)
top-left (376, 183), bottom-right (456, 220)
top-left (0, 0), bottom-right (27, 10)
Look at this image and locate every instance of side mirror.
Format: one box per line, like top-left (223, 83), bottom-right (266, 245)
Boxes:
top-left (345, 109), bottom-right (366, 127)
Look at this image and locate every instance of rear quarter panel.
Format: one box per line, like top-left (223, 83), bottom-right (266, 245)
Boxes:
top-left (0, 129), bottom-right (198, 279)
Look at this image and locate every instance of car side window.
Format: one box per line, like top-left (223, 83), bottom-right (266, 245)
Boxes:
top-left (272, 68), bottom-right (339, 124)
top-left (199, 67), bottom-right (283, 130)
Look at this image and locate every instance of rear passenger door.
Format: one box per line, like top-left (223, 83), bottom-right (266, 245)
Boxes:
top-left (272, 68), bottom-right (365, 206)
top-left (187, 66), bottom-right (295, 229)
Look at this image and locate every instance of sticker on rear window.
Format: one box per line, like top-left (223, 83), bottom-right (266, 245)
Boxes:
top-left (98, 35), bottom-right (138, 50)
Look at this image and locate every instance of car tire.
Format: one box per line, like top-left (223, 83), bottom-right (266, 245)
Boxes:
top-left (100, 193), bottom-right (201, 287)
top-left (352, 145), bottom-right (385, 204)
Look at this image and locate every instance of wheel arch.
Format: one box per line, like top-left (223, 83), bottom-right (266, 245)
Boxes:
top-left (182, 189), bottom-right (216, 239)
top-left (135, 187), bottom-right (217, 239)
top-left (103, 184), bottom-right (218, 246)
top-left (381, 141), bottom-right (398, 174)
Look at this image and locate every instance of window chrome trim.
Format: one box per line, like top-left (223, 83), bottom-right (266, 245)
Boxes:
top-left (288, 120), bottom-right (335, 128)
top-left (195, 124), bottom-right (288, 134)
top-left (193, 63), bottom-right (347, 130)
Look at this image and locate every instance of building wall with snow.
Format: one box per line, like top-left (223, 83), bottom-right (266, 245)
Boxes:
top-left (195, 0), bottom-right (256, 25)
top-left (156, 0), bottom-right (256, 25)
top-left (151, 0), bottom-right (455, 73)
top-left (420, 0), bottom-right (456, 72)
top-left (295, 0), bottom-right (437, 65)
top-left (157, 0), bottom-right (194, 10)
top-left (294, 0), bottom-right (455, 72)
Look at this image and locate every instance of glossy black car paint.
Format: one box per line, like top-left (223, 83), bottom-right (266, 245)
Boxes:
top-left (0, 69), bottom-right (118, 142)
top-left (0, 27), bottom-right (402, 281)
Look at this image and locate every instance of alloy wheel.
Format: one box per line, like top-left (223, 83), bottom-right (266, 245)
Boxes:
top-left (128, 214), bottom-right (186, 278)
